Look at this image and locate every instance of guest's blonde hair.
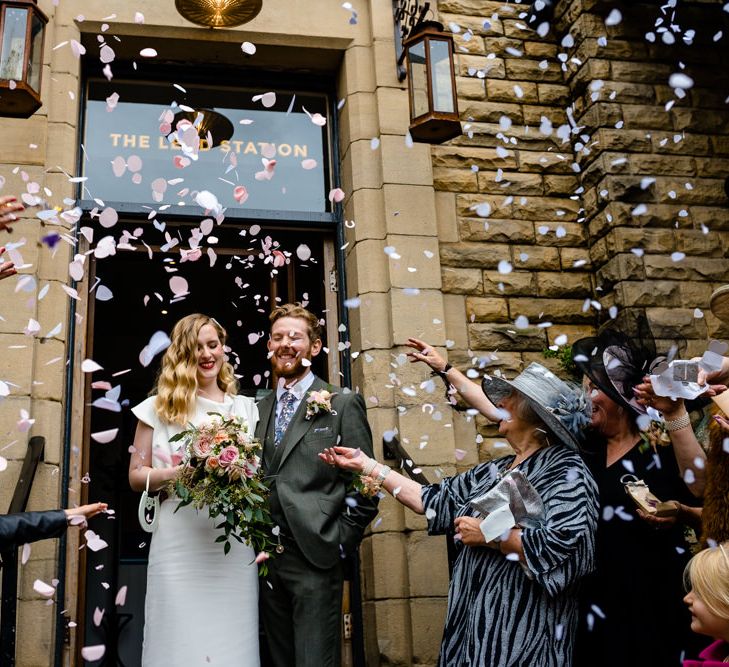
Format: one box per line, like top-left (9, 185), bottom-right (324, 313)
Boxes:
top-left (684, 543), bottom-right (729, 620)
top-left (154, 314), bottom-right (238, 425)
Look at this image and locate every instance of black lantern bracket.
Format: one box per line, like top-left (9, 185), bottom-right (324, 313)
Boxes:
top-left (392, 0), bottom-right (431, 81)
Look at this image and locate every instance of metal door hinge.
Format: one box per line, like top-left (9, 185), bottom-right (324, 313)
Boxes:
top-left (329, 269), bottom-right (338, 292)
top-left (343, 612), bottom-right (353, 639)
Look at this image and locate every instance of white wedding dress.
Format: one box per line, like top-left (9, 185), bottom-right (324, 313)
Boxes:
top-left (132, 394), bottom-right (260, 667)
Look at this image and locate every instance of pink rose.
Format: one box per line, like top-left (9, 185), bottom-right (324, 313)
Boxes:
top-left (192, 435), bottom-right (213, 458)
top-left (218, 445), bottom-right (239, 468)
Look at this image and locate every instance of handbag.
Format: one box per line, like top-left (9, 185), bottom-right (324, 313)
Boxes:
top-left (621, 474), bottom-right (679, 517)
top-left (137, 470), bottom-right (160, 533)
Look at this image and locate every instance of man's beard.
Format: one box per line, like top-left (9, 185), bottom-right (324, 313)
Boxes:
top-left (274, 355), bottom-right (310, 379)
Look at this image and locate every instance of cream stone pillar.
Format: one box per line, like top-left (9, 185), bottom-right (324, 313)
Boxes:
top-left (0, 0), bottom-right (82, 663)
top-left (338, 1), bottom-right (454, 664)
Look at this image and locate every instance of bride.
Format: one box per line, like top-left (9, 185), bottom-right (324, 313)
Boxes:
top-left (128, 314), bottom-right (260, 666)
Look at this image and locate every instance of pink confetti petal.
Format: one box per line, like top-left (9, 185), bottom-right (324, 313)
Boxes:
top-left (241, 41), bottom-right (256, 55)
top-left (139, 48), bottom-right (157, 58)
top-left (233, 185), bottom-right (248, 204)
top-left (0, 456), bottom-right (7, 472)
top-left (81, 359), bottom-right (103, 373)
top-left (93, 607), bottom-right (104, 627)
top-left (84, 530), bottom-right (109, 552)
top-left (252, 91), bottom-right (276, 108)
top-left (301, 159), bottom-right (317, 170)
top-left (81, 645), bottom-right (106, 662)
top-left (91, 429), bottom-right (119, 444)
top-left (169, 276), bottom-right (189, 297)
top-left (99, 207), bottom-right (118, 229)
top-left (111, 156), bottom-right (126, 177)
top-left (328, 188), bottom-right (345, 203)
top-left (115, 585), bottom-right (127, 606)
top-left (21, 543), bottom-right (31, 565)
top-left (33, 579), bottom-right (56, 598)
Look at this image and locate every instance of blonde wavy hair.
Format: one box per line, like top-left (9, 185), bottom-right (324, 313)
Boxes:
top-left (154, 314), bottom-right (238, 425)
top-left (684, 542), bottom-right (729, 621)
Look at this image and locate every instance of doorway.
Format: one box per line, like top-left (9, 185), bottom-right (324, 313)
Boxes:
top-left (78, 223), bottom-right (338, 665)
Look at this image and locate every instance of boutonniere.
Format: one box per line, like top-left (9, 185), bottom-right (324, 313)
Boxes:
top-left (305, 389), bottom-right (336, 420)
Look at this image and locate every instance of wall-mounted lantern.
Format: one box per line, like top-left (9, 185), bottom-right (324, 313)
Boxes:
top-left (175, 0), bottom-right (262, 28)
top-left (402, 21), bottom-right (461, 144)
top-left (0, 0), bottom-right (48, 118)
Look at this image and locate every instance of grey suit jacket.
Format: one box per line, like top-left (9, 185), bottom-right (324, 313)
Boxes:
top-left (255, 376), bottom-right (379, 569)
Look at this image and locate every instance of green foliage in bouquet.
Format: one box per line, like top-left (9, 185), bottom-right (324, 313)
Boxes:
top-left (170, 413), bottom-right (274, 573)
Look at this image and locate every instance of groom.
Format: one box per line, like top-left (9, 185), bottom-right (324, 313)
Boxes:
top-left (256, 303), bottom-right (379, 667)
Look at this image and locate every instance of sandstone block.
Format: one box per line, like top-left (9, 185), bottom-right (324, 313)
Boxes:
top-left (376, 86), bottom-right (411, 135)
top-left (486, 79), bottom-right (539, 104)
top-left (456, 76), bottom-right (486, 100)
top-left (434, 167), bottom-right (478, 193)
top-left (432, 146), bottom-right (518, 171)
top-left (440, 242), bottom-right (507, 268)
top-left (511, 245), bottom-right (561, 271)
top-left (560, 248), bottom-right (593, 271)
top-left (459, 218), bottom-right (534, 244)
top-left (465, 297), bottom-right (509, 322)
top-left (390, 289), bottom-right (445, 346)
top-left (341, 139), bottom-right (384, 194)
top-left (523, 40), bottom-right (558, 58)
top-left (344, 188), bottom-right (386, 245)
top-left (536, 271), bottom-right (592, 298)
top-left (410, 597), bottom-right (449, 665)
top-left (368, 532), bottom-right (410, 599)
top-left (675, 230), bottom-right (724, 258)
top-left (386, 235), bottom-right (442, 289)
top-left (441, 267), bottom-right (483, 294)
top-left (457, 54), bottom-right (506, 79)
top-left (483, 269), bottom-right (536, 296)
top-left (383, 184), bottom-right (438, 237)
top-left (435, 191), bottom-right (459, 243)
top-left (339, 91), bottom-right (379, 150)
top-left (512, 196), bottom-right (580, 222)
top-left (647, 307), bottom-right (708, 340)
top-left (371, 599), bottom-right (413, 665)
top-left (597, 253), bottom-right (645, 285)
top-left (443, 295), bottom-right (469, 349)
top-left (508, 297), bottom-right (592, 324)
top-left (543, 175), bottom-right (580, 195)
top-left (381, 134), bottom-right (433, 186)
top-left (348, 292), bottom-right (393, 350)
top-left (477, 171), bottom-right (543, 196)
top-left (537, 83), bottom-right (570, 105)
top-left (468, 323), bottom-right (547, 351)
top-left (617, 280), bottom-right (681, 308)
top-left (644, 255), bottom-right (729, 282)
top-left (346, 240), bottom-right (390, 294)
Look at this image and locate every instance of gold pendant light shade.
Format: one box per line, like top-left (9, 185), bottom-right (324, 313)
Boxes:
top-left (175, 0), bottom-right (262, 28)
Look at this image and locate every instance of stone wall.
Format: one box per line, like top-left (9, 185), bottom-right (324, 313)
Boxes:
top-left (436, 0), bottom-right (729, 470)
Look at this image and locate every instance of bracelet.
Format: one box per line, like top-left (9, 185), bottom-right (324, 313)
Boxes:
top-left (374, 464), bottom-right (391, 485)
top-left (664, 411), bottom-right (691, 432)
top-left (362, 458), bottom-right (378, 477)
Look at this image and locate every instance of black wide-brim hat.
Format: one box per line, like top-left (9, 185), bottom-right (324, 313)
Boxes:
top-left (481, 362), bottom-right (591, 450)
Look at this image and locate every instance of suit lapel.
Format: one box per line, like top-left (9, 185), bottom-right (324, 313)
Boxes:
top-left (256, 391), bottom-right (276, 441)
top-left (277, 376), bottom-right (328, 469)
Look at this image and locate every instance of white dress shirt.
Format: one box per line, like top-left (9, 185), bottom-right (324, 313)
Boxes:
top-left (275, 371), bottom-right (316, 422)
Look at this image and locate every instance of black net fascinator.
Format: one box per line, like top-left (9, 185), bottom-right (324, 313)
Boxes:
top-left (572, 311), bottom-right (669, 415)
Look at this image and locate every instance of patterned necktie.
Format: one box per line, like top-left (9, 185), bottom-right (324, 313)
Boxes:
top-left (274, 391), bottom-right (297, 447)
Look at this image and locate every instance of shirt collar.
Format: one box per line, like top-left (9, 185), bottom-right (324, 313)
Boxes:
top-left (276, 371), bottom-right (316, 402)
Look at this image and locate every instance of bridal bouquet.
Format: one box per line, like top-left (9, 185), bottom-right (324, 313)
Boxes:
top-left (170, 413), bottom-right (273, 567)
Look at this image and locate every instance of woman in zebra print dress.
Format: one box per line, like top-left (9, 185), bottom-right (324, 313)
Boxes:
top-left (321, 358), bottom-right (598, 666)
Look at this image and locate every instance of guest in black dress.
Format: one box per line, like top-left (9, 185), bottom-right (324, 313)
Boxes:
top-left (572, 316), bottom-right (706, 667)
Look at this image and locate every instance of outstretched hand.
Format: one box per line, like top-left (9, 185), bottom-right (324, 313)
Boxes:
top-left (0, 247), bottom-right (15, 281)
top-left (714, 413), bottom-right (729, 433)
top-left (0, 196), bottom-right (23, 233)
top-left (633, 376), bottom-right (685, 416)
top-left (64, 502), bottom-right (108, 524)
top-left (406, 338), bottom-right (448, 373)
top-left (319, 446), bottom-right (369, 474)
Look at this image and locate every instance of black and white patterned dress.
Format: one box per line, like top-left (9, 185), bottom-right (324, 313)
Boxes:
top-left (422, 443), bottom-right (599, 667)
